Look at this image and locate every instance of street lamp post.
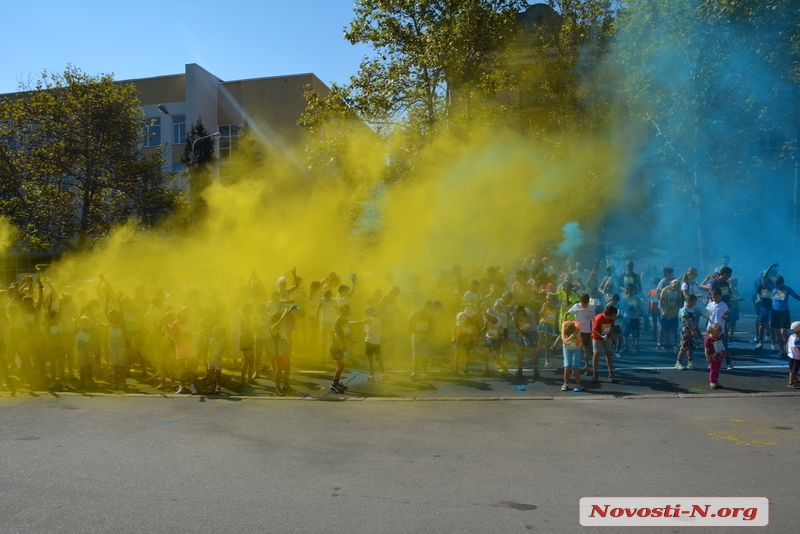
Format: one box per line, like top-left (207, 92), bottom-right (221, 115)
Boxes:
top-left (157, 103), bottom-right (219, 165)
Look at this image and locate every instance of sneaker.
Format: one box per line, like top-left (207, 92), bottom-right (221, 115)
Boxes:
top-left (275, 389), bottom-right (285, 397)
top-left (715, 382), bottom-right (723, 388)
top-left (591, 374), bottom-right (599, 383)
top-left (420, 372), bottom-right (428, 380)
top-left (544, 361), bottom-right (552, 368)
top-left (686, 361), bottom-right (695, 370)
top-left (787, 383), bottom-right (799, 388)
top-left (674, 361), bottom-right (685, 370)
top-left (176, 385), bottom-right (187, 394)
top-left (409, 372), bottom-right (418, 380)
top-left (710, 383), bottom-right (717, 389)
top-left (515, 369), bottom-right (523, 378)
top-left (574, 384), bottom-right (585, 392)
top-left (726, 364), bottom-right (734, 371)
top-left (608, 373), bottom-right (616, 383)
top-left (215, 385), bottom-right (221, 394)
top-left (532, 370), bottom-right (541, 379)
top-left (189, 384), bottom-right (198, 395)
top-left (771, 343), bottom-right (777, 351)
top-left (754, 343), bottom-right (763, 350)
top-left (583, 366), bottom-right (591, 375)
top-left (561, 383), bottom-right (569, 391)
top-left (329, 384), bottom-right (343, 393)
top-left (367, 376), bottom-right (376, 382)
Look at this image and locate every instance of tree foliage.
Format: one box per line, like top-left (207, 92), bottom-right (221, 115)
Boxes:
top-left (300, 0), bottom-right (527, 139)
top-left (615, 0), bottom-right (800, 264)
top-left (0, 66), bottom-right (179, 251)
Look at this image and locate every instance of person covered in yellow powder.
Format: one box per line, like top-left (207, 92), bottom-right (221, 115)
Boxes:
top-left (171, 306), bottom-right (197, 395)
top-left (480, 307), bottom-right (509, 377)
top-left (206, 325), bottom-right (228, 394)
top-left (511, 304), bottom-right (539, 379)
top-left (329, 304), bottom-right (356, 394)
top-left (271, 305), bottom-right (298, 396)
top-left (99, 274), bottom-right (127, 390)
top-left (537, 293), bottom-right (559, 369)
top-left (408, 302), bottom-right (436, 380)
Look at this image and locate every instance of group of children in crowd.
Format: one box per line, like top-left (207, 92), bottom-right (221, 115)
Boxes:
top-left (1, 254), bottom-right (798, 396)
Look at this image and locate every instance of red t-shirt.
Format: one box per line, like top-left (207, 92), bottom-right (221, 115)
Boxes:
top-left (591, 314), bottom-right (615, 340)
top-left (704, 335), bottom-right (725, 361)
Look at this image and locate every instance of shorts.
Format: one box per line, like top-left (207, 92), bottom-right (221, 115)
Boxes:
top-left (592, 338), bottom-right (612, 354)
top-left (789, 358), bottom-right (800, 374)
top-left (365, 342), bottom-right (381, 356)
top-left (207, 360), bottom-right (223, 371)
top-left (537, 322), bottom-right (557, 336)
top-left (613, 325), bottom-right (623, 338)
top-left (562, 347), bottom-right (582, 368)
top-left (729, 308), bottom-right (740, 322)
top-left (679, 332), bottom-right (696, 352)
top-left (517, 330), bottom-right (536, 348)
top-left (330, 349), bottom-right (345, 361)
top-left (580, 332), bottom-right (591, 348)
top-left (623, 319), bottom-right (639, 338)
top-left (758, 307), bottom-right (772, 324)
top-left (412, 337), bottom-right (430, 359)
top-left (77, 347), bottom-right (93, 368)
top-left (502, 327), bottom-right (509, 339)
top-left (275, 354), bottom-right (291, 367)
top-left (485, 338), bottom-right (502, 352)
top-left (771, 310), bottom-right (790, 330)
top-left (456, 334), bottom-right (474, 350)
top-left (660, 316), bottom-right (678, 329)
top-left (109, 343), bottom-right (126, 367)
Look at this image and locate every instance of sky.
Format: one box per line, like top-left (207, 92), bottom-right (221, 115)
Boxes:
top-left (0, 0), bottom-right (371, 94)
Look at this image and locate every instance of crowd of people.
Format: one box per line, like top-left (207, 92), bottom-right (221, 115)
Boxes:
top-left (0, 254), bottom-right (798, 396)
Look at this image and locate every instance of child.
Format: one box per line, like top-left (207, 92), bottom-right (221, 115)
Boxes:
top-left (360, 306), bottom-right (387, 382)
top-left (480, 308), bottom-right (509, 376)
top-left (706, 288), bottom-right (731, 369)
top-left (239, 303), bottom-right (255, 387)
top-left (512, 304), bottom-right (539, 379)
top-left (408, 302), bottom-right (435, 380)
top-left (567, 293), bottom-right (595, 377)
top-left (100, 275), bottom-right (126, 390)
top-left (330, 304), bottom-right (355, 393)
top-left (452, 310), bottom-right (477, 375)
top-left (316, 290), bottom-right (337, 364)
top-left (76, 316), bottom-right (94, 389)
top-left (537, 293), bottom-right (559, 368)
top-left (558, 319), bottom-right (584, 391)
top-left (675, 295), bottom-right (701, 370)
top-left (206, 326), bottom-right (227, 394)
top-left (704, 323), bottom-right (726, 389)
top-left (728, 277), bottom-right (741, 341)
top-left (271, 306), bottom-right (297, 396)
top-left (646, 277), bottom-right (661, 340)
top-left (621, 285), bottom-right (643, 353)
top-left (591, 304), bottom-right (618, 383)
top-left (787, 321), bottom-right (800, 388)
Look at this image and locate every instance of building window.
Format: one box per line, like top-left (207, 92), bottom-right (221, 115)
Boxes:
top-left (142, 117), bottom-right (161, 147)
top-left (172, 115), bottom-right (186, 145)
top-left (218, 124), bottom-right (241, 159)
top-left (171, 164), bottom-right (188, 190)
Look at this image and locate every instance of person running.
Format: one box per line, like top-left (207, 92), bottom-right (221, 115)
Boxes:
top-left (675, 294), bottom-right (701, 370)
top-left (558, 319), bottom-right (584, 391)
top-left (511, 304), bottom-right (539, 379)
top-left (591, 304), bottom-right (618, 383)
top-left (704, 323), bottom-right (726, 389)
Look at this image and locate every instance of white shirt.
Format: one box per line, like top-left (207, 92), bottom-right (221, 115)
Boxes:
top-left (706, 301), bottom-right (729, 330)
top-left (364, 316), bottom-right (382, 345)
top-left (567, 303), bottom-right (594, 333)
top-left (462, 290), bottom-right (480, 316)
top-left (788, 334), bottom-right (799, 360)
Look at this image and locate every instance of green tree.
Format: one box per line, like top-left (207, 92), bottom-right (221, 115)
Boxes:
top-left (181, 118), bottom-right (217, 220)
top-left (515, 1), bottom-right (618, 140)
top-left (300, 0), bottom-right (527, 142)
top-left (0, 66), bottom-right (179, 251)
top-left (615, 0), bottom-right (800, 266)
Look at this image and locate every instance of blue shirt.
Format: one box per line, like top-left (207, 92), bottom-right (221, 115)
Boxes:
top-left (772, 285), bottom-right (799, 311)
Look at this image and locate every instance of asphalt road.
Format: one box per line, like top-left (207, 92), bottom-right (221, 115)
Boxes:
top-left (0, 394), bottom-right (796, 533)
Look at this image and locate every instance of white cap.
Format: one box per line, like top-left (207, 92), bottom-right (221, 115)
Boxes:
top-left (791, 321), bottom-right (800, 333)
